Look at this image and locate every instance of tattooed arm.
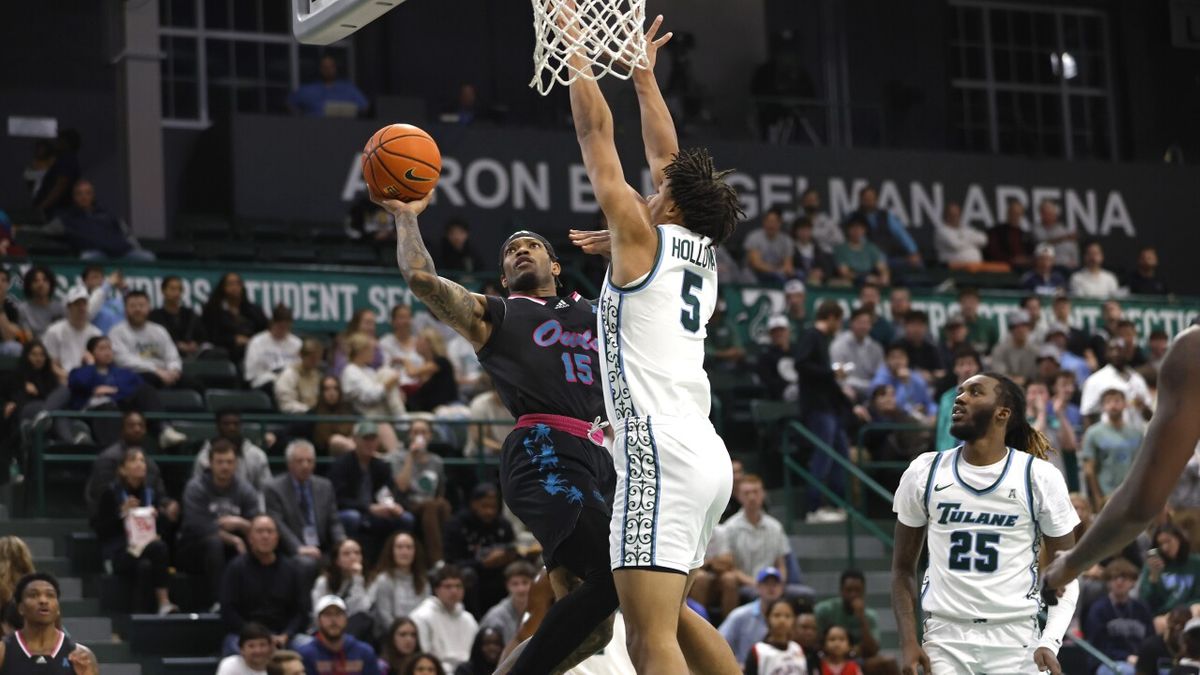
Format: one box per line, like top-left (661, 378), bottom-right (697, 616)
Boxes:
top-left (374, 192), bottom-right (493, 350)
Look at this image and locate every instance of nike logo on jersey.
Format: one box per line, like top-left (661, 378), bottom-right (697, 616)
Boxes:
top-left (935, 502), bottom-right (1020, 527)
top-left (934, 483), bottom-right (953, 492)
top-left (555, 299), bottom-right (570, 309)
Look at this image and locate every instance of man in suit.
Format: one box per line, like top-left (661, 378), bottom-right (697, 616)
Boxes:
top-left (264, 439), bottom-right (346, 584)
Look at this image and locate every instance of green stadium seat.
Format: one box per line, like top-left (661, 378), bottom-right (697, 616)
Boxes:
top-left (172, 420), bottom-right (216, 446)
top-left (205, 388), bottom-right (273, 413)
top-left (158, 389), bottom-right (205, 412)
top-left (750, 399), bottom-right (798, 455)
top-left (181, 359), bottom-right (239, 389)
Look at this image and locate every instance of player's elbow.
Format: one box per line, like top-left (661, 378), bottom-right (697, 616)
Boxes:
top-left (404, 270), bottom-right (439, 295)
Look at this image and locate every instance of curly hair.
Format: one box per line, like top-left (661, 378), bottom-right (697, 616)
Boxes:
top-left (663, 147), bottom-right (743, 246)
top-left (981, 371), bottom-right (1053, 460)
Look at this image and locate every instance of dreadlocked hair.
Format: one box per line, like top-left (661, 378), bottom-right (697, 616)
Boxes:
top-left (663, 147), bottom-right (744, 246)
top-left (981, 371), bottom-right (1053, 460)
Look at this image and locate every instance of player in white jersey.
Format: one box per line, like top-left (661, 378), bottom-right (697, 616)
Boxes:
top-left (891, 373), bottom-right (1080, 675)
top-left (566, 13), bottom-right (743, 675)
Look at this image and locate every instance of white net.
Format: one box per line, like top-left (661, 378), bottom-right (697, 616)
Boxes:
top-left (530, 0), bottom-right (648, 96)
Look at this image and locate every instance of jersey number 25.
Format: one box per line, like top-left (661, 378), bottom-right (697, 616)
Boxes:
top-left (948, 531), bottom-right (1000, 572)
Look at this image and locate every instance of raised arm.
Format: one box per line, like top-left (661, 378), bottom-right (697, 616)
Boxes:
top-left (375, 193), bottom-right (492, 350)
top-left (631, 16), bottom-right (678, 189)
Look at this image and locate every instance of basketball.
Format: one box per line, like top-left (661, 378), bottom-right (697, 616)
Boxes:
top-left (361, 123), bottom-right (441, 202)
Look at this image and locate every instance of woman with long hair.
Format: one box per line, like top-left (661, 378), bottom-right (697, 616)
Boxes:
top-left (453, 627), bottom-right (505, 675)
top-left (745, 598), bottom-right (808, 675)
top-left (379, 617), bottom-right (422, 675)
top-left (201, 271), bottom-right (267, 361)
top-left (17, 265), bottom-right (63, 340)
top-left (369, 532), bottom-right (430, 638)
top-left (330, 308), bottom-right (384, 377)
top-left (308, 376), bottom-right (356, 455)
top-left (0, 537), bottom-right (34, 608)
top-left (379, 304), bottom-right (433, 395)
top-left (406, 328), bottom-right (460, 413)
top-left (11, 341), bottom-right (62, 414)
top-left (340, 332), bottom-right (403, 451)
top-left (1138, 522), bottom-right (1200, 615)
top-left (311, 538), bottom-right (374, 639)
top-left (403, 654), bottom-right (446, 675)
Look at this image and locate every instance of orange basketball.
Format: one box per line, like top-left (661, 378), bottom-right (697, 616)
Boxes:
top-left (361, 123), bottom-right (441, 202)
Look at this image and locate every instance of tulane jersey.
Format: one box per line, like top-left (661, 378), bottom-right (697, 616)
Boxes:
top-left (598, 224), bottom-right (717, 424)
top-left (894, 447), bottom-right (1078, 622)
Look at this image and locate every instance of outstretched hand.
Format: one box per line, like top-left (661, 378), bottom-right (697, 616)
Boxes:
top-left (569, 229), bottom-right (612, 258)
top-left (640, 15), bottom-right (673, 71)
top-left (372, 189), bottom-right (434, 219)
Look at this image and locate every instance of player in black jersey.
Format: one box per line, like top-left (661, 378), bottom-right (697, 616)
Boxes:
top-left (374, 191), bottom-right (619, 675)
top-left (0, 573), bottom-right (98, 674)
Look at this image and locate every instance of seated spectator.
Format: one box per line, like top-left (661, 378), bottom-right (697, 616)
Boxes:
top-left (411, 566), bottom-right (479, 674)
top-left (869, 345), bottom-right (934, 421)
top-left (221, 515), bottom-right (309, 655)
top-left (990, 310), bottom-right (1039, 386)
top-left (0, 266), bottom-right (25, 356)
top-left (194, 411), bottom-right (273, 493)
top-left (1115, 320), bottom-right (1150, 370)
top-left (696, 475), bottom-right (791, 618)
top-left (957, 287), bottom-right (998, 355)
top-left (802, 188), bottom-right (842, 254)
top-left (445, 328), bottom-right (485, 401)
top-left (816, 626), bottom-right (862, 675)
top-left (217, 622), bottom-right (274, 675)
top-left (1148, 330), bottom-right (1170, 373)
top-left (379, 618), bottom-right (422, 675)
top-left (857, 282), bottom-right (893, 347)
top-left (85, 411), bottom-right (169, 513)
top-left (936, 314), bottom-right (971, 389)
top-left (268, 650), bottom-right (305, 675)
top-left (1021, 244), bottom-right (1068, 295)
top-left (90, 447), bottom-right (179, 615)
top-left (407, 654), bottom-right (448, 675)
top-left (331, 422), bottom-right (412, 545)
top-left (784, 279), bottom-right (808, 335)
top-left (757, 316), bottom-right (798, 401)
top-left (312, 539), bottom-right (373, 640)
top-left (148, 275), bottom-right (207, 359)
top-left (863, 384), bottom-right (931, 461)
top-left (1045, 324), bottom-right (1093, 387)
top-left (274, 338), bottom-right (324, 414)
top-left (1085, 558), bottom-right (1153, 675)
top-left (436, 218), bottom-right (487, 273)
top-left (464, 374), bottom-right (514, 457)
top-left (202, 272), bottom-right (268, 363)
top-left (380, 305), bottom-right (427, 392)
top-left (369, 533), bottom-right (431, 639)
top-left (454, 627), bottom-right (504, 675)
top-left (42, 286), bottom-right (100, 377)
top-left (478, 561), bottom-right (535, 645)
top-left (704, 299), bottom-right (747, 371)
top-left (744, 598), bottom-right (807, 675)
top-left (1081, 338), bottom-right (1153, 427)
top-left (833, 216), bottom-right (889, 286)
top-left (1051, 295), bottom-right (1094, 358)
top-left (264, 439), bottom-right (346, 583)
top-left (288, 55), bottom-right (369, 118)
top-left (985, 199), bottom-right (1033, 268)
top-left (331, 309), bottom-right (385, 377)
top-left (884, 288), bottom-right (913, 341)
top-left (1070, 242), bottom-right (1123, 299)
top-left (244, 304), bottom-right (301, 394)
top-left (1171, 619), bottom-right (1200, 675)
top-left (80, 265), bottom-right (125, 334)
top-left (1138, 524), bottom-right (1200, 616)
top-left (934, 348), bottom-right (982, 454)
top-left (719, 567), bottom-right (785, 664)
top-left (6, 341), bottom-right (63, 427)
top-left (933, 201), bottom-right (987, 267)
top-left (109, 290), bottom-right (183, 388)
top-left (309, 376), bottom-right (357, 455)
top-left (1135, 606), bottom-right (1190, 675)
top-left (390, 420), bottom-right (453, 565)
top-left (792, 217), bottom-right (834, 285)
top-left (299, 595), bottom-right (382, 674)
top-left (1081, 387), bottom-right (1143, 511)
top-left (178, 439), bottom-right (260, 608)
top-left (792, 610), bottom-right (821, 675)
top-left (406, 329), bottom-right (461, 413)
top-left (893, 310), bottom-right (944, 384)
top-left (443, 483), bottom-right (516, 616)
top-left (67, 336), bottom-right (175, 446)
top-left (341, 333), bottom-right (404, 451)
top-left (0, 537), bottom-right (34, 610)
top-left (743, 208), bottom-right (796, 285)
top-left (1089, 300), bottom-right (1124, 365)
top-left (1126, 246), bottom-right (1168, 296)
top-left (846, 185), bottom-right (921, 271)
top-left (17, 265), bottom-right (64, 341)
top-left (814, 570), bottom-right (880, 659)
top-left (1033, 199), bottom-right (1080, 270)
top-left (56, 179), bottom-right (154, 261)
top-left (31, 129), bottom-right (81, 217)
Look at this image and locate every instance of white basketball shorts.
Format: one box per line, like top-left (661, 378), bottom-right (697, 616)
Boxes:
top-left (923, 614), bottom-right (1048, 674)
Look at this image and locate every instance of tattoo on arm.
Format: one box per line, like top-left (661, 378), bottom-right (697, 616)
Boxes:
top-left (393, 211), bottom-right (484, 340)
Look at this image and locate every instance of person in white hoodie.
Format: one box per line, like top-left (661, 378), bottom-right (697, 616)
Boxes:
top-left (109, 290), bottom-right (182, 387)
top-left (410, 565), bottom-right (478, 674)
top-left (41, 285), bottom-right (100, 378)
top-left (244, 304), bottom-right (302, 393)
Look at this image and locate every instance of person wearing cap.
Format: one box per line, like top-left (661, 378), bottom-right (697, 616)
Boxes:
top-left (298, 595), bottom-right (381, 675)
top-left (833, 215), bottom-right (890, 287)
top-left (1021, 243), bottom-right (1068, 295)
top-left (1070, 242), bottom-right (1123, 300)
top-left (718, 566), bottom-right (786, 664)
top-left (1082, 558), bottom-right (1152, 675)
top-left (1080, 336), bottom-right (1153, 428)
top-left (990, 309), bottom-right (1040, 386)
top-left (791, 218), bottom-right (834, 285)
top-left (782, 279), bottom-right (809, 335)
top-left (814, 570), bottom-right (880, 659)
top-left (743, 208), bottom-right (796, 286)
top-left (329, 421), bottom-right (412, 555)
top-left (243, 304), bottom-right (302, 394)
top-left (1080, 386), bottom-right (1144, 512)
top-left (757, 315), bottom-right (798, 401)
top-left (40, 285), bottom-right (100, 376)
top-left (1035, 344), bottom-right (1065, 385)
top-left (220, 515), bottom-right (309, 656)
top-left (830, 306), bottom-right (884, 401)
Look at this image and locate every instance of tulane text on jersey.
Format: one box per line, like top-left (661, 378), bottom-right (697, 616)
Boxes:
top-left (933, 503), bottom-right (1020, 527)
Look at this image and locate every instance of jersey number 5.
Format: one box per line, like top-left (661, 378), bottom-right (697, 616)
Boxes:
top-left (948, 531), bottom-right (999, 572)
top-left (680, 271), bottom-right (703, 333)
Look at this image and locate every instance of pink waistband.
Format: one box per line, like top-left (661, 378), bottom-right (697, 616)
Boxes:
top-left (516, 414), bottom-right (606, 446)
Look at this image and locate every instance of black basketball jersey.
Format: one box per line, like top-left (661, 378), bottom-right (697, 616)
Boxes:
top-left (1, 630), bottom-right (78, 673)
top-left (477, 293), bottom-right (605, 422)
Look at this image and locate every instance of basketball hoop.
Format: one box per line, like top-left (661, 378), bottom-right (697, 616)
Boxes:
top-left (530, 0), bottom-right (649, 95)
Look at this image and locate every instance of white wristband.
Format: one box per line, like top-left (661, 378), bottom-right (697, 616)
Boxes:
top-left (1039, 578), bottom-right (1080, 655)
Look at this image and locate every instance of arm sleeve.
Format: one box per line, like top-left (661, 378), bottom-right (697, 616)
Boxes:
top-left (889, 215), bottom-right (918, 254)
top-left (893, 453), bottom-right (935, 528)
top-left (1038, 579), bottom-right (1078, 654)
top-left (1034, 460), bottom-right (1080, 537)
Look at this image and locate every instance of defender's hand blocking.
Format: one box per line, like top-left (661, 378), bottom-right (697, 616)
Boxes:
top-left (374, 190), bottom-right (434, 219)
top-left (640, 15), bottom-right (673, 71)
top-left (1041, 549), bottom-right (1080, 592)
top-left (569, 229), bottom-right (612, 257)
top-left (1033, 647), bottom-right (1063, 674)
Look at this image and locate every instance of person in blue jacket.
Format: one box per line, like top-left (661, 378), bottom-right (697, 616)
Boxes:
top-left (299, 595), bottom-right (381, 674)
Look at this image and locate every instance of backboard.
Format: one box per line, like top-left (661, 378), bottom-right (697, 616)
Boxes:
top-left (292, 0), bottom-right (408, 45)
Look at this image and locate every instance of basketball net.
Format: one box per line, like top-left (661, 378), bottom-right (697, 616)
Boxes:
top-left (530, 0), bottom-right (648, 95)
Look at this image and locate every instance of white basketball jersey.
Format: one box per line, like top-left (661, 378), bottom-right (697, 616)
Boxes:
top-left (598, 224), bottom-right (717, 424)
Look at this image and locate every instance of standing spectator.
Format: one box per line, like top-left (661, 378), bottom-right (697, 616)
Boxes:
top-left (744, 598), bottom-right (808, 675)
top-left (311, 539), bottom-right (373, 640)
top-left (1070, 242), bottom-right (1123, 299)
top-left (704, 300), bottom-right (747, 371)
top-left (42, 286), bottom-right (100, 377)
top-left (814, 570), bottom-right (880, 659)
top-left (407, 329), bottom-right (461, 413)
top-left (149, 275), bottom-right (207, 359)
top-left (109, 290), bottom-right (183, 387)
top-left (830, 307), bottom-right (884, 401)
top-left (1088, 300), bottom-right (1124, 364)
top-left (990, 310), bottom-right (1040, 386)
top-left (892, 310), bottom-right (944, 384)
top-left (330, 422), bottom-right (412, 545)
top-left (957, 287), bottom-right (998, 355)
top-left (89, 447), bottom-right (180, 615)
top-left (0, 267), bottom-right (25, 356)
top-left (288, 54), bottom-right (369, 117)
top-left (85, 411), bottom-right (170, 513)
top-left (846, 186), bottom-right (921, 271)
top-left (341, 333), bottom-right (404, 451)
top-left (274, 338), bottom-right (323, 414)
top-left (57, 179), bottom-right (154, 261)
top-left (816, 626), bottom-right (862, 675)
top-left (221, 515), bottom-right (309, 654)
top-left (1033, 200), bottom-right (1080, 270)
top-left (869, 344), bottom-right (935, 421)
top-left (934, 202), bottom-right (987, 266)
top-left (718, 567), bottom-right (785, 665)
top-left (194, 411), bottom-right (273, 493)
top-left (833, 216), bottom-right (889, 286)
top-left (792, 217), bottom-right (835, 285)
top-left (1138, 524), bottom-right (1200, 615)
top-left (390, 420), bottom-right (453, 566)
top-left (757, 316), bottom-right (798, 401)
top-left (1114, 320), bottom-right (1149, 369)
top-left (309, 376), bottom-right (357, 456)
top-left (1126, 246), bottom-right (1168, 296)
top-left (700, 475), bottom-right (791, 618)
top-left (783, 279), bottom-right (808, 336)
top-left (202, 272), bottom-right (268, 363)
top-left (244, 304), bottom-right (301, 394)
top-left (934, 348), bottom-right (982, 453)
top-left (801, 188), bottom-right (842, 254)
top-left (298, 595), bottom-right (382, 674)
top-left (743, 208), bottom-right (796, 285)
top-left (216, 623), bottom-right (274, 675)
top-left (454, 628), bottom-right (504, 675)
top-left (80, 265), bottom-right (125, 334)
top-left (436, 218), bottom-right (487, 273)
top-left (410, 566), bottom-right (479, 674)
top-left (985, 199), bottom-right (1033, 268)
top-left (478, 561), bottom-right (535, 645)
top-left (379, 305), bottom-right (426, 391)
top-left (1021, 244), bottom-right (1069, 295)
top-left (1081, 388), bottom-right (1144, 511)
top-left (1081, 337), bottom-right (1153, 426)
top-left (17, 265), bottom-right (64, 340)
top-left (1083, 558), bottom-right (1154, 675)
top-left (379, 618), bottom-right (422, 675)
top-left (464, 375), bottom-right (514, 458)
top-left (178, 439), bottom-right (260, 608)
top-left (443, 483), bottom-right (516, 616)
top-left (369, 533), bottom-right (431, 638)
top-left (31, 129), bottom-right (81, 217)
top-left (264, 439), bottom-right (346, 583)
